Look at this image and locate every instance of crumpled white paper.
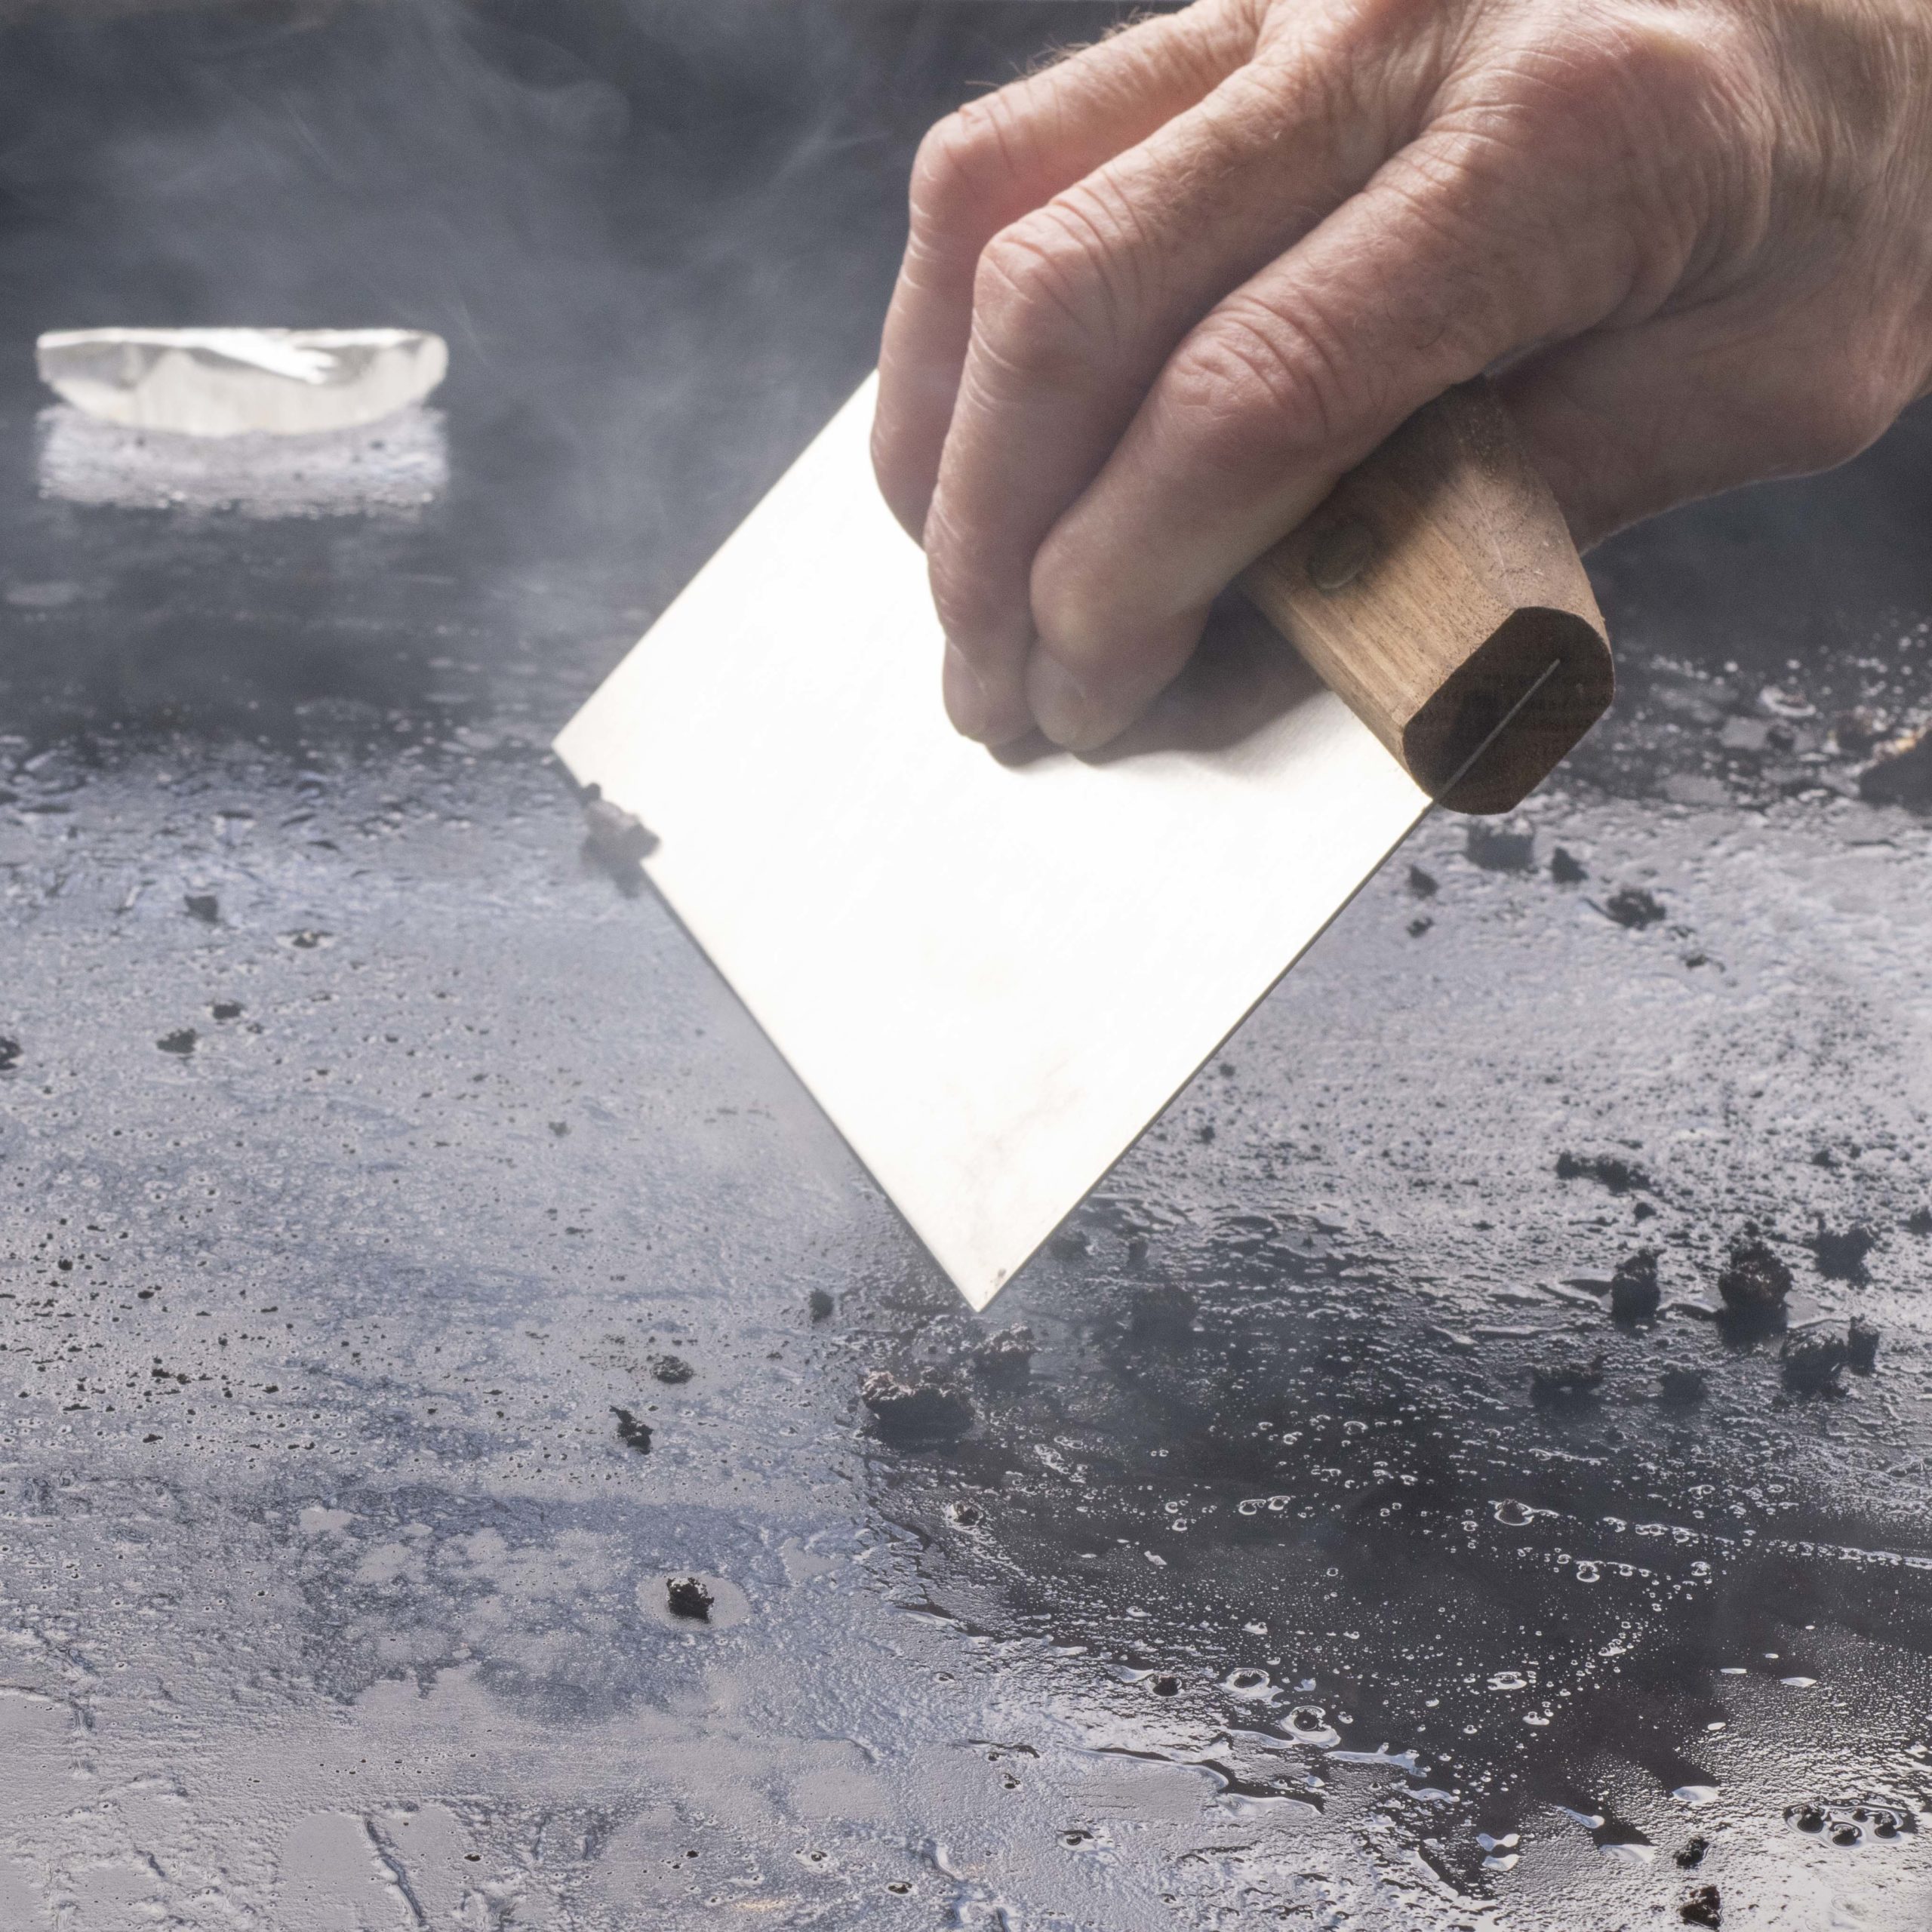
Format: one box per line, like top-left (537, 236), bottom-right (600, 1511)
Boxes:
top-left (35, 328), bottom-right (448, 438)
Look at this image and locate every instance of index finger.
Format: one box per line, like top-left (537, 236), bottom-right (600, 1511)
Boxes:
top-left (872, 1), bottom-right (1261, 544)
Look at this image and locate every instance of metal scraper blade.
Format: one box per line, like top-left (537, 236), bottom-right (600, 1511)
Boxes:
top-left (554, 377), bottom-right (1429, 1308)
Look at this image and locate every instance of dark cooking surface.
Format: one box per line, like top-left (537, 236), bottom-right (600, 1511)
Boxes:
top-left (4, 4), bottom-right (1932, 1925)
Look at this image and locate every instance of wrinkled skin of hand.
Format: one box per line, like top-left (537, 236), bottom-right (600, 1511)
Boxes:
top-left (872, 0), bottom-right (1932, 752)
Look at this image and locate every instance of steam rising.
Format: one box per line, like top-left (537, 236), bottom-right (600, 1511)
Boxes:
top-left (0, 0), bottom-right (1128, 728)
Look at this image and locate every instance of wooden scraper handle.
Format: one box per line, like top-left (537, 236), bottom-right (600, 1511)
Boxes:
top-left (1239, 378), bottom-right (1611, 816)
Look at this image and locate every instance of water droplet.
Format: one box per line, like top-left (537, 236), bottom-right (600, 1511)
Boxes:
top-left (1599, 1838), bottom-right (1656, 1866)
top-left (1574, 1561), bottom-right (1601, 1583)
top-left (1285, 1706), bottom-right (1341, 1749)
top-left (1487, 1670), bottom-right (1529, 1692)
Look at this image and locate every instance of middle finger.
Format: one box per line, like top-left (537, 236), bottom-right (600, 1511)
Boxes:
top-left (926, 5), bottom-right (1450, 743)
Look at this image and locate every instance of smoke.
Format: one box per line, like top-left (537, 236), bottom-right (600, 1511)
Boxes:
top-left (0, 1), bottom-right (1149, 743)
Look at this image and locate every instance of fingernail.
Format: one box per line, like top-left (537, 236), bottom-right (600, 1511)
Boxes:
top-left (943, 642), bottom-right (991, 740)
top-left (1026, 650), bottom-right (1100, 749)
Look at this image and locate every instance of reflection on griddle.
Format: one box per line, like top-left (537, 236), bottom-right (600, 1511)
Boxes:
top-left (35, 401), bottom-right (448, 519)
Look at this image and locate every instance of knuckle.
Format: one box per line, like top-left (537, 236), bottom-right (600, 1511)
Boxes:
top-left (928, 563), bottom-right (998, 656)
top-left (1444, 6), bottom-right (1767, 304)
top-left (1524, 6), bottom-right (1749, 147)
top-left (921, 500), bottom-right (1008, 647)
top-left (1372, 144), bottom-right (1574, 340)
top-left (1163, 298), bottom-right (1368, 476)
top-left (972, 205), bottom-right (1122, 382)
top-left (909, 94), bottom-right (1026, 232)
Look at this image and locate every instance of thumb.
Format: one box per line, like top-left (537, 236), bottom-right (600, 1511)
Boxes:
top-left (1500, 304), bottom-right (1904, 549)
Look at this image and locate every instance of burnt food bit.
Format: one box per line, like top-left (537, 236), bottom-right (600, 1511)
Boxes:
top-left (0, 1037), bottom-right (20, 1072)
top-left (582, 789), bottom-right (658, 872)
top-left (1549, 847), bottom-right (1588, 884)
top-left (861, 1371), bottom-right (974, 1443)
top-left (666, 1575), bottom-right (713, 1621)
top-left (1601, 885), bottom-right (1666, 929)
top-left (651, 1354), bottom-right (694, 1385)
top-left (611, 1406), bottom-right (653, 1452)
top-left (1675, 1837), bottom-right (1709, 1869)
top-left (1466, 818), bottom-right (1536, 872)
top-left (1407, 917), bottom-right (1433, 938)
top-left (807, 1287), bottom-right (835, 1322)
top-left (971, 1324), bottom-right (1036, 1385)
top-left (1847, 1315), bottom-right (1881, 1371)
top-left (1609, 1247), bottom-right (1661, 1324)
top-left (1531, 1354), bottom-right (1605, 1403)
top-left (156, 1028), bottom-right (198, 1057)
top-left (1858, 724), bottom-right (1932, 807)
top-left (211, 1001), bottom-right (243, 1021)
top-left (1680, 1884), bottom-right (1722, 1927)
top-left (1555, 1150), bottom-right (1651, 1195)
top-left (1407, 864), bottom-right (1438, 898)
top-left (1810, 1220), bottom-right (1876, 1282)
top-left (183, 892), bottom-right (220, 923)
top-left (1717, 1234), bottom-right (1791, 1319)
top-left (1781, 1331), bottom-right (1849, 1397)
top-left (1908, 1205), bottom-right (1932, 1237)
top-left (1660, 1364), bottom-right (1709, 1404)
top-left (1128, 1282), bottom-right (1198, 1346)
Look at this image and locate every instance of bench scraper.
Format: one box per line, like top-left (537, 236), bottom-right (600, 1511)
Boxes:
top-left (555, 374), bottom-right (1609, 1309)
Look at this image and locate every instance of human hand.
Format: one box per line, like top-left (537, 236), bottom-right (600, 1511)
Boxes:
top-left (872, 0), bottom-right (1932, 752)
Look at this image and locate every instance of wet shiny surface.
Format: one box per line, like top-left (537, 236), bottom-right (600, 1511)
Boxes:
top-left (3, 4), bottom-right (1932, 1925)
